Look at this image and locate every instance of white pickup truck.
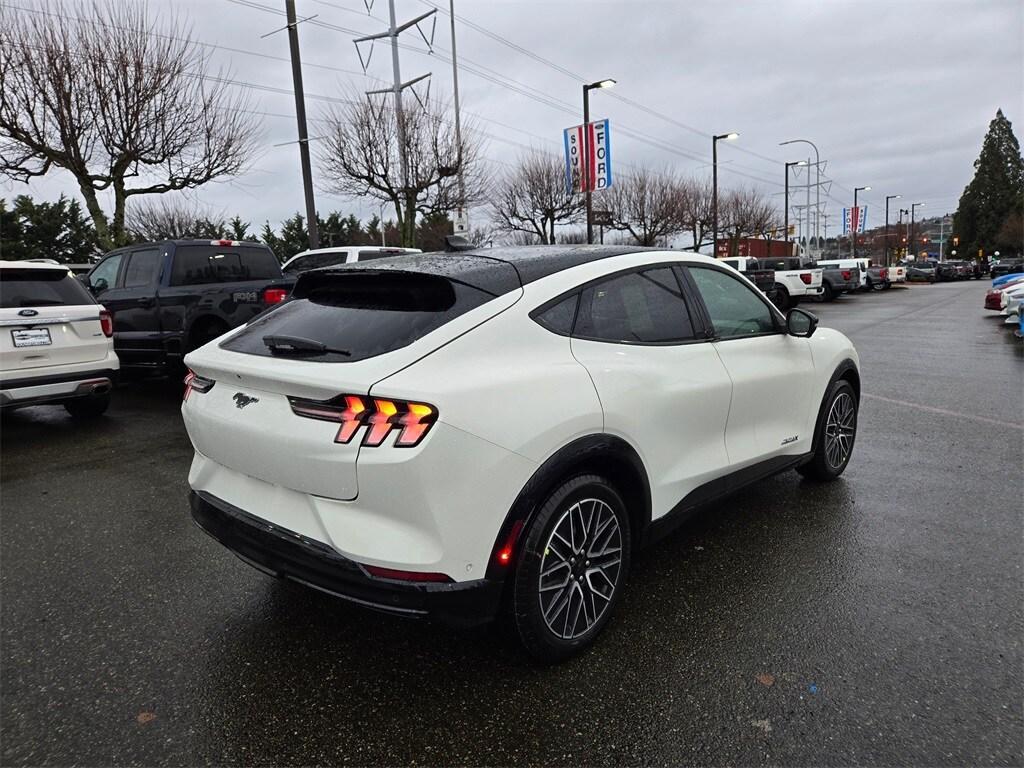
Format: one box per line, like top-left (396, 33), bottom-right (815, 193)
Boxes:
top-left (722, 256), bottom-right (823, 310)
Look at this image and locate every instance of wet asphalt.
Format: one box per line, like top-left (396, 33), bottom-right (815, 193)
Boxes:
top-left (1, 280), bottom-right (1022, 767)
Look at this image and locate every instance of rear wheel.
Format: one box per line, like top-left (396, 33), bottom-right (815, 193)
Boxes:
top-left (512, 474), bottom-right (631, 663)
top-left (822, 282), bottom-right (835, 302)
top-left (797, 380), bottom-right (858, 481)
top-left (771, 285), bottom-right (791, 311)
top-left (64, 393), bottom-right (110, 419)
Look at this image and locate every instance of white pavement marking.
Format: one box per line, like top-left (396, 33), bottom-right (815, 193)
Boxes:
top-left (862, 392), bottom-right (1024, 431)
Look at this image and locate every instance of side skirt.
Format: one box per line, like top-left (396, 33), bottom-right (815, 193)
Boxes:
top-left (642, 452), bottom-right (813, 547)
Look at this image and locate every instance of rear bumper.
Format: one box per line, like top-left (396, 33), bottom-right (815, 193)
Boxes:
top-left (190, 490), bottom-right (505, 626)
top-left (0, 367), bottom-right (117, 408)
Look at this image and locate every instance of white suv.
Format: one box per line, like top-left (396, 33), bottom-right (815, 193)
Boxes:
top-left (183, 246), bottom-right (860, 660)
top-left (1, 260), bottom-right (119, 417)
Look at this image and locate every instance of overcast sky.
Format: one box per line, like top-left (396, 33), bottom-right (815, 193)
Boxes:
top-left (6, 0), bottom-right (1023, 237)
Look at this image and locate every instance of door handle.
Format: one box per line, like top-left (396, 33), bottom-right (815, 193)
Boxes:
top-left (137, 297), bottom-right (154, 308)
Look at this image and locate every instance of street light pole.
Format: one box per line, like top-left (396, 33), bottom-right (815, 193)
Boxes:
top-left (712, 132), bottom-right (739, 256)
top-left (885, 194), bottom-right (901, 267)
top-left (910, 202), bottom-right (924, 259)
top-left (780, 139), bottom-right (820, 257)
top-left (284, 0), bottom-right (320, 250)
top-left (784, 160), bottom-right (806, 251)
top-left (852, 186), bottom-right (871, 258)
top-left (583, 78), bottom-right (616, 244)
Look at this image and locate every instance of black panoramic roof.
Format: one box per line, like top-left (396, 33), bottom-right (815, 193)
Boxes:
top-left (309, 245), bottom-right (647, 296)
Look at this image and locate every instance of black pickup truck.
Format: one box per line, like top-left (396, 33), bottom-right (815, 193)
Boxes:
top-left (84, 239), bottom-right (292, 371)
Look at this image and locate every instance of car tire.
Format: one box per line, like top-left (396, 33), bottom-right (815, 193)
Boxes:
top-left (797, 380), bottom-right (858, 482)
top-left (882, 282), bottom-right (892, 290)
top-left (863, 277), bottom-right (873, 292)
top-left (64, 393), bottom-right (110, 419)
top-left (822, 282), bottom-right (835, 302)
top-left (511, 474), bottom-right (631, 663)
top-left (772, 285), bottom-right (791, 311)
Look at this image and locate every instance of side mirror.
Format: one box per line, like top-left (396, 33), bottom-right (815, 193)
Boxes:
top-left (786, 307), bottom-right (818, 338)
top-left (90, 276), bottom-right (108, 294)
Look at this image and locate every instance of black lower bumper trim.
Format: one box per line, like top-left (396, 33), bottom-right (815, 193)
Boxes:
top-left (190, 491), bottom-right (503, 626)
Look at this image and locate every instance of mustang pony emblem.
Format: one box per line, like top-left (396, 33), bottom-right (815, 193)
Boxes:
top-left (233, 392), bottom-right (259, 409)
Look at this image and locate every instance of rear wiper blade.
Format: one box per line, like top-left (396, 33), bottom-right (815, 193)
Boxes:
top-left (263, 334), bottom-right (351, 356)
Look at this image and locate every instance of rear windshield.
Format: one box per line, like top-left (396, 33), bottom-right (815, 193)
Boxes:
top-left (0, 268), bottom-right (95, 308)
top-left (220, 272), bottom-right (493, 362)
top-left (356, 249), bottom-right (410, 261)
top-left (170, 245), bottom-right (282, 286)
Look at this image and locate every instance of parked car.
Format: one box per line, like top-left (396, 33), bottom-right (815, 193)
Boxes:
top-left (718, 256), bottom-right (776, 299)
top-left (855, 259), bottom-right (890, 290)
top-left (936, 261), bottom-right (961, 282)
top-left (0, 260), bottom-right (118, 417)
top-left (904, 260), bottom-right (937, 282)
top-left (990, 259), bottom-right (1024, 279)
top-left (84, 240), bottom-right (293, 372)
top-left (992, 270), bottom-right (1024, 288)
top-left (182, 245), bottom-right (861, 661)
top-left (811, 259), bottom-right (861, 301)
top-left (282, 246), bottom-right (422, 276)
top-left (754, 256), bottom-right (824, 310)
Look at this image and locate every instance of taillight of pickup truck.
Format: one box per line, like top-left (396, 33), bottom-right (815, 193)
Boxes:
top-left (799, 273), bottom-right (813, 285)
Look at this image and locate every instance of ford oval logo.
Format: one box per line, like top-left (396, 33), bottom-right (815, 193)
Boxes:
top-left (17, 309), bottom-right (38, 317)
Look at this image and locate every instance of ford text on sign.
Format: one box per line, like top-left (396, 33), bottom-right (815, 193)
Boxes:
top-left (563, 119), bottom-right (613, 195)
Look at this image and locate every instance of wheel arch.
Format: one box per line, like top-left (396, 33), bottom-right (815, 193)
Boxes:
top-left (808, 358), bottom-right (860, 455)
top-left (484, 433), bottom-right (651, 582)
top-left (185, 313), bottom-right (232, 351)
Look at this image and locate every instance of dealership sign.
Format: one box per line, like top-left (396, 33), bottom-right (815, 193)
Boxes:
top-left (563, 119), bottom-right (612, 195)
top-left (842, 206), bottom-right (867, 235)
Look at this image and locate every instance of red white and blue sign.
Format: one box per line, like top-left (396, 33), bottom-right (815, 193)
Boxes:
top-left (843, 206), bottom-right (868, 235)
top-left (564, 119), bottom-right (612, 195)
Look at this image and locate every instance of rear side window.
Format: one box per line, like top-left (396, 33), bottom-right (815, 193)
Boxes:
top-left (170, 245), bottom-right (282, 286)
top-left (533, 294), bottom-right (579, 335)
top-left (0, 268), bottom-right (95, 308)
top-left (574, 267), bottom-right (696, 344)
top-left (356, 249), bottom-right (407, 261)
top-left (122, 248), bottom-right (162, 288)
top-left (221, 272), bottom-right (494, 362)
top-left (284, 252), bottom-right (348, 275)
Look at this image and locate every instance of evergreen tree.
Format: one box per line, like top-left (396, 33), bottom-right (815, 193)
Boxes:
top-left (226, 216), bottom-right (251, 241)
top-left (0, 194), bottom-right (99, 262)
top-left (954, 109), bottom-right (1024, 258)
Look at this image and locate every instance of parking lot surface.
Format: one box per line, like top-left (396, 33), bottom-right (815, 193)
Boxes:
top-left (2, 281), bottom-right (1021, 766)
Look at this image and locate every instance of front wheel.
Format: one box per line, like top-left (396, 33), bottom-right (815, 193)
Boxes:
top-left (512, 474), bottom-right (631, 663)
top-left (797, 380), bottom-right (858, 481)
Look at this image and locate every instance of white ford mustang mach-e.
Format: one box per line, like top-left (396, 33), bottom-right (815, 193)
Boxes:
top-left (182, 245), bottom-right (860, 661)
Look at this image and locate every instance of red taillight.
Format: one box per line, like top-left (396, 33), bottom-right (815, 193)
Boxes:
top-left (99, 308), bottom-right (114, 337)
top-left (288, 394), bottom-right (437, 447)
top-left (362, 565), bottom-right (452, 583)
top-left (211, 239), bottom-right (238, 246)
top-left (800, 272), bottom-right (812, 284)
top-left (263, 287), bottom-right (288, 304)
top-left (879, 268), bottom-right (889, 279)
top-left (182, 369), bottom-right (215, 401)
top-left (841, 270), bottom-right (852, 280)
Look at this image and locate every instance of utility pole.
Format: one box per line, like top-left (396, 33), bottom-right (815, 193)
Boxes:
top-left (448, 0), bottom-right (466, 235)
top-left (284, 0), bottom-right (319, 250)
top-left (779, 139), bottom-right (821, 257)
top-left (804, 157), bottom-right (811, 258)
top-left (583, 79), bottom-right (617, 244)
top-left (852, 186), bottom-right (870, 259)
top-left (355, 1), bottom-right (435, 246)
top-left (711, 132), bottom-right (739, 256)
top-left (885, 194), bottom-right (901, 266)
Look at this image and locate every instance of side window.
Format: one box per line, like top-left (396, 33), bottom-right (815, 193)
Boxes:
top-left (688, 267), bottom-right (778, 339)
top-left (575, 267), bottom-right (696, 344)
top-left (722, 259), bottom-right (739, 270)
top-left (533, 294), bottom-right (579, 335)
top-left (89, 253), bottom-right (124, 293)
top-left (122, 248), bottom-right (162, 288)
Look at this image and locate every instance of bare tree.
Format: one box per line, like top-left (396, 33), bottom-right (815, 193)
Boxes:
top-left (126, 197), bottom-right (225, 241)
top-left (489, 151), bottom-right (583, 244)
top-left (679, 177), bottom-right (714, 252)
top-left (0, 1), bottom-right (260, 250)
top-left (318, 92), bottom-right (484, 248)
top-left (719, 186), bottom-right (781, 257)
top-left (606, 169), bottom-right (686, 247)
